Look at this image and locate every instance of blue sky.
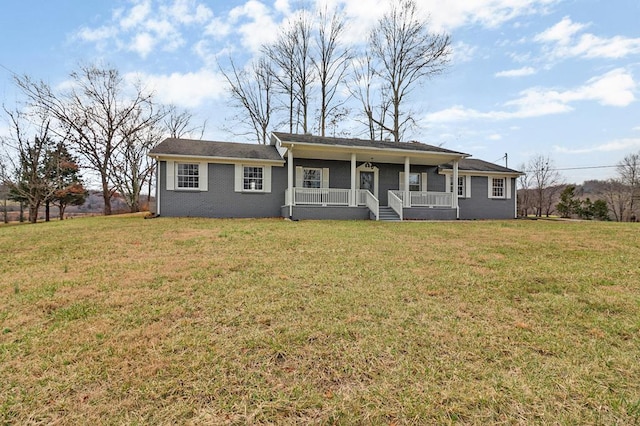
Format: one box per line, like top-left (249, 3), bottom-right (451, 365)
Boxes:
top-left (1, 0), bottom-right (639, 183)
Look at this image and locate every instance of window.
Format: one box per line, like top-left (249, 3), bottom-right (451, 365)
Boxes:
top-left (492, 177), bottom-right (505, 198)
top-left (177, 163), bottom-right (199, 189)
top-left (409, 173), bottom-right (421, 191)
top-left (243, 166), bottom-right (264, 190)
top-left (447, 175), bottom-right (467, 197)
top-left (303, 168), bottom-right (322, 188)
top-left (450, 176), bottom-right (465, 197)
top-left (399, 172), bottom-right (426, 191)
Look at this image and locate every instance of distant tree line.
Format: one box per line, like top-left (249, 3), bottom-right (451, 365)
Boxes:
top-left (1, 65), bottom-right (205, 222)
top-left (220, 0), bottom-right (451, 143)
top-left (517, 151), bottom-right (640, 222)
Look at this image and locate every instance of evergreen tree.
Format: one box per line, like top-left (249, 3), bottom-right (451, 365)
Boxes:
top-left (47, 142), bottom-right (87, 220)
top-left (556, 185), bottom-right (579, 218)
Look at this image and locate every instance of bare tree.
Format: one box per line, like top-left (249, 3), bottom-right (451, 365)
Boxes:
top-left (109, 103), bottom-right (166, 213)
top-left (264, 11), bottom-right (315, 134)
top-left (350, 55), bottom-right (392, 140)
top-left (617, 151), bottom-right (640, 221)
top-left (292, 11), bottom-right (314, 134)
top-left (0, 107), bottom-right (58, 223)
top-left (602, 178), bottom-right (629, 222)
top-left (313, 6), bottom-right (351, 137)
top-left (220, 56), bottom-right (276, 144)
top-left (164, 105), bottom-right (206, 139)
top-left (15, 64), bottom-right (158, 215)
top-left (368, 0), bottom-right (451, 141)
top-left (517, 162), bottom-right (533, 217)
top-left (529, 154), bottom-right (562, 217)
top-left (264, 22), bottom-right (298, 133)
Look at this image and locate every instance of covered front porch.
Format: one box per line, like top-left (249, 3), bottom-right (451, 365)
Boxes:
top-left (273, 132), bottom-right (469, 221)
top-left (285, 188), bottom-right (455, 221)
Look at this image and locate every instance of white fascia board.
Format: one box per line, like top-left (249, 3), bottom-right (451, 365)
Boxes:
top-left (148, 153), bottom-right (285, 166)
top-left (271, 133), bottom-right (289, 157)
top-left (277, 140), bottom-right (469, 160)
top-left (439, 169), bottom-right (522, 178)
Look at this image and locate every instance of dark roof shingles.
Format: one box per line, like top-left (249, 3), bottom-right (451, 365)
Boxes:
top-left (272, 132), bottom-right (468, 156)
top-left (149, 138), bottom-right (283, 161)
top-left (440, 158), bottom-right (522, 174)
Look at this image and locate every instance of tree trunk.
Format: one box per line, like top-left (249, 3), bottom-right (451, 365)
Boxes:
top-left (29, 203), bottom-right (39, 224)
top-left (59, 204), bottom-right (66, 220)
top-left (45, 201), bottom-right (50, 222)
top-left (19, 202), bottom-right (24, 222)
top-left (101, 174), bottom-right (112, 215)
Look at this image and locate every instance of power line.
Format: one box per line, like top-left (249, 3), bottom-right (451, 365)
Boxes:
top-left (554, 165), bottom-right (618, 171)
top-left (520, 164), bottom-right (618, 173)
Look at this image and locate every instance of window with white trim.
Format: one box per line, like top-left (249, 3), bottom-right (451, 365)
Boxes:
top-left (491, 177), bottom-right (505, 198)
top-left (243, 166), bottom-right (264, 190)
top-left (177, 163), bottom-right (199, 189)
top-left (449, 176), bottom-right (465, 197)
top-left (409, 173), bottom-right (421, 191)
top-left (303, 168), bottom-right (322, 188)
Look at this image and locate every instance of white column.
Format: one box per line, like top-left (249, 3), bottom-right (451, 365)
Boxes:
top-left (404, 156), bottom-right (410, 207)
top-left (350, 153), bottom-right (357, 206)
top-left (453, 160), bottom-right (459, 218)
top-left (287, 147), bottom-right (294, 215)
top-left (155, 159), bottom-right (161, 215)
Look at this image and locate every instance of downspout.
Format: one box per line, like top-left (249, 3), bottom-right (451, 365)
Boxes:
top-left (453, 160), bottom-right (459, 219)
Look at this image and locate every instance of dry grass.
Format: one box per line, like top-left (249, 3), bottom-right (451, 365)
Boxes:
top-left (1, 215), bottom-right (639, 424)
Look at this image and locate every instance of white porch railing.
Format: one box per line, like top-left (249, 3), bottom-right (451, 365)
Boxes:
top-left (293, 188), bottom-right (351, 205)
top-left (388, 191), bottom-right (403, 221)
top-left (390, 190), bottom-right (452, 208)
top-left (364, 190), bottom-right (379, 220)
top-left (357, 189), bottom-right (368, 206)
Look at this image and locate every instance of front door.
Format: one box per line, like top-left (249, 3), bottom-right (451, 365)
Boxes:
top-left (360, 171), bottom-right (375, 194)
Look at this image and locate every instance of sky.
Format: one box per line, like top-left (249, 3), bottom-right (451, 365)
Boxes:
top-left (1, 0), bottom-right (640, 184)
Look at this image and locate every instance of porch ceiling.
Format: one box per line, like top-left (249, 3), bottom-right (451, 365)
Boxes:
top-left (291, 145), bottom-right (464, 166)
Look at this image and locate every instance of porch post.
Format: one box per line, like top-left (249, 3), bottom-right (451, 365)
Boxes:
top-left (155, 159), bottom-right (161, 215)
top-left (288, 147), bottom-right (294, 216)
top-left (350, 153), bottom-right (356, 206)
top-left (453, 159), bottom-right (459, 219)
top-left (404, 156), bottom-right (410, 208)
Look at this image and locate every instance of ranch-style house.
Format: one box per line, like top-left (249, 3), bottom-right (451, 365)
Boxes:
top-left (148, 132), bottom-right (522, 221)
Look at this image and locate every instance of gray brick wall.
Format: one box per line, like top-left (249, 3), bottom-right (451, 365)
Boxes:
top-left (159, 161), bottom-right (286, 218)
top-left (458, 176), bottom-right (517, 219)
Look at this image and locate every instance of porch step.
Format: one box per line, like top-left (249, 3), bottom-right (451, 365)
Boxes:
top-left (378, 206), bottom-right (401, 221)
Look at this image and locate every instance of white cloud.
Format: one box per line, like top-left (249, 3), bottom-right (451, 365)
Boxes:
top-left (130, 32), bottom-right (156, 58)
top-left (495, 66), bottom-right (536, 78)
top-left (128, 69), bottom-right (227, 108)
top-left (227, 0), bottom-right (280, 53)
top-left (452, 42), bottom-right (477, 64)
top-left (420, 0), bottom-right (559, 32)
top-left (488, 134), bottom-right (502, 141)
top-left (553, 138), bottom-right (640, 154)
top-left (120, 0), bottom-right (152, 30)
top-left (534, 16), bottom-right (586, 44)
top-left (76, 0), bottom-right (215, 58)
top-left (162, 0), bottom-right (213, 25)
top-left (535, 16), bottom-right (640, 60)
top-left (427, 68), bottom-right (636, 123)
top-left (76, 25), bottom-right (119, 43)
